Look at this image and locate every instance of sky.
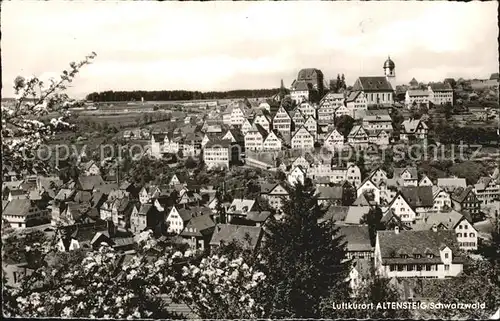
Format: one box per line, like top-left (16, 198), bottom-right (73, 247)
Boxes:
top-left (2, 1), bottom-right (498, 99)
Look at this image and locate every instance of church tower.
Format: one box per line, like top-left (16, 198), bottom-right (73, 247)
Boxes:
top-left (383, 56), bottom-right (396, 89)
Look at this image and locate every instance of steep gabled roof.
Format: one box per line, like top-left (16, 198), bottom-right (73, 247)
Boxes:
top-left (354, 77), bottom-right (393, 92)
top-left (400, 186), bottom-right (434, 208)
top-left (338, 225), bottom-right (372, 252)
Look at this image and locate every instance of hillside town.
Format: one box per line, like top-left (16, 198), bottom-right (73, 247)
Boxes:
top-left (3, 51), bottom-right (500, 318)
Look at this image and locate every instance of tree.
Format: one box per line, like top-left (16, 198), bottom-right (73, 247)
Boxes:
top-left (2, 52), bottom-right (97, 178)
top-left (2, 230), bottom-right (48, 266)
top-left (336, 74), bottom-right (341, 92)
top-left (342, 181), bottom-right (357, 205)
top-left (341, 74), bottom-right (346, 90)
top-left (4, 231), bottom-right (267, 318)
top-left (335, 115), bottom-right (355, 138)
top-left (214, 186), bottom-right (227, 224)
top-left (256, 180), bottom-right (351, 318)
top-left (427, 259), bottom-right (500, 319)
top-left (359, 206), bottom-right (384, 246)
top-left (184, 156), bottom-right (197, 169)
top-left (351, 273), bottom-right (411, 319)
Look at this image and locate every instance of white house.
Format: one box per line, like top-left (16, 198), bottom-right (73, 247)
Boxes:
top-left (291, 126), bottom-right (314, 150)
top-left (241, 119), bottom-right (253, 135)
top-left (367, 167), bottom-right (388, 186)
top-left (357, 178), bottom-right (381, 204)
top-left (288, 165), bottom-right (306, 186)
top-left (347, 125), bottom-right (369, 149)
top-left (298, 102), bottom-right (316, 118)
top-left (244, 124), bottom-right (268, 151)
top-left (203, 140), bottom-right (231, 169)
top-left (317, 102), bottom-right (335, 124)
top-left (419, 175), bottom-right (434, 187)
top-left (262, 130), bottom-right (283, 151)
top-left (368, 130), bottom-right (390, 146)
top-left (290, 81), bottom-right (311, 104)
top-left (400, 119), bottom-right (428, 142)
top-left (323, 128), bottom-right (344, 151)
top-left (229, 103), bottom-right (248, 126)
top-left (260, 183), bottom-right (289, 212)
top-left (432, 186), bottom-right (452, 211)
top-left (473, 176), bottom-right (500, 205)
top-left (166, 206), bottom-right (188, 234)
top-left (362, 113), bottom-right (393, 134)
top-left (428, 83), bottom-right (453, 106)
top-left (385, 193), bottom-right (416, 225)
top-left (374, 228), bottom-right (464, 279)
top-left (291, 109), bottom-right (306, 129)
top-left (272, 106), bottom-right (292, 137)
top-left (394, 167), bottom-right (419, 186)
top-left (345, 91), bottom-right (368, 118)
top-left (303, 115), bottom-right (318, 140)
top-left (3, 199), bottom-right (49, 229)
top-left (415, 210), bottom-right (478, 251)
top-left (405, 89), bottom-right (430, 109)
top-left (253, 110), bottom-right (272, 132)
top-left (334, 105), bottom-right (351, 118)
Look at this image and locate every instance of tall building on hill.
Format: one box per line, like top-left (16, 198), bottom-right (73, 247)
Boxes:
top-left (352, 56), bottom-right (396, 107)
top-left (290, 68), bottom-right (325, 104)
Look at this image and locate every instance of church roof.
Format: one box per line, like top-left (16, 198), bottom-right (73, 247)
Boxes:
top-left (354, 77), bottom-right (393, 92)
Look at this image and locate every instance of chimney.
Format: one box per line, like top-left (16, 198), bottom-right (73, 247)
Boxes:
top-left (394, 225), bottom-right (400, 234)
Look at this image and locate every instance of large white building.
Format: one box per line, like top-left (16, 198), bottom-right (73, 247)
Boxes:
top-left (375, 228), bottom-right (465, 279)
top-left (203, 140), bottom-right (231, 169)
top-left (428, 83), bottom-right (453, 106)
top-left (291, 126), bottom-right (315, 150)
top-left (405, 90), bottom-right (430, 108)
top-left (351, 57), bottom-right (396, 107)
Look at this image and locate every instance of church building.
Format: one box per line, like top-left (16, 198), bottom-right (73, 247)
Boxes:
top-left (352, 56), bottom-right (396, 107)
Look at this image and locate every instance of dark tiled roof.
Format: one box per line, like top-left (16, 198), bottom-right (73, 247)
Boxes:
top-left (316, 186), bottom-right (343, 200)
top-left (428, 82), bottom-right (452, 92)
top-left (3, 199), bottom-right (32, 216)
top-left (210, 224), bottom-right (262, 250)
top-left (246, 211), bottom-right (271, 222)
top-left (181, 214), bottom-right (215, 237)
top-left (354, 77), bottom-right (393, 92)
top-left (451, 186), bottom-right (475, 203)
top-left (77, 175), bottom-right (104, 191)
top-left (377, 230), bottom-right (462, 263)
top-left (292, 80), bottom-right (313, 91)
top-left (400, 186), bottom-right (434, 208)
top-left (339, 225), bottom-right (372, 252)
top-left (205, 139), bottom-right (232, 148)
top-left (319, 206), bottom-right (349, 223)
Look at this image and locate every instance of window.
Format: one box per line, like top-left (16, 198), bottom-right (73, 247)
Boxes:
top-left (444, 264), bottom-right (450, 271)
top-left (459, 225), bottom-right (463, 229)
top-left (470, 233), bottom-right (475, 237)
top-left (390, 265), bottom-right (396, 271)
top-left (457, 233), bottom-right (462, 237)
top-left (464, 225), bottom-right (468, 230)
top-left (444, 253), bottom-right (449, 259)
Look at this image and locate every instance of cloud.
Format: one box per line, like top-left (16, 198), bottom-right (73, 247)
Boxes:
top-left (1, 1), bottom-right (498, 98)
